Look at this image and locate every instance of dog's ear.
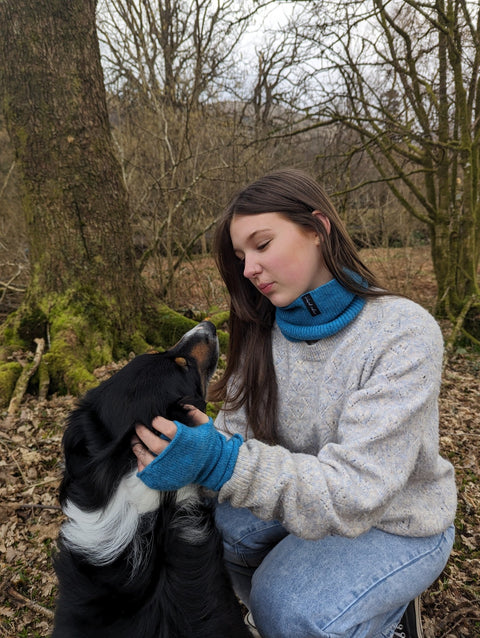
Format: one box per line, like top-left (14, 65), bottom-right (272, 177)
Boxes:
top-left (63, 404), bottom-right (110, 458)
top-left (60, 400), bottom-right (135, 509)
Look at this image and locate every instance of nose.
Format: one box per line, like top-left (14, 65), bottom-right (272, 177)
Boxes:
top-left (243, 253), bottom-right (261, 279)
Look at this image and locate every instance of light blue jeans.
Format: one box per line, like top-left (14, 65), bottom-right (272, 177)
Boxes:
top-left (215, 502), bottom-right (455, 638)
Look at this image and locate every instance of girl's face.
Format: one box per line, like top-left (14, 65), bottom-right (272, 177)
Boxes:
top-left (230, 212), bottom-right (332, 308)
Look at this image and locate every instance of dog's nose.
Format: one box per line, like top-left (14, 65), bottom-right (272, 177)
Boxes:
top-left (197, 320), bottom-right (217, 338)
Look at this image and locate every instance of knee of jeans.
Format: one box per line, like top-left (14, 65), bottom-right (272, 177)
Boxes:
top-left (250, 581), bottom-right (403, 638)
top-left (249, 571), bottom-right (307, 638)
top-left (249, 571), bottom-right (396, 638)
top-left (215, 502), bottom-right (288, 568)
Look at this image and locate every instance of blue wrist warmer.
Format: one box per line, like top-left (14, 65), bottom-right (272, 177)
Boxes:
top-left (137, 417), bottom-right (243, 492)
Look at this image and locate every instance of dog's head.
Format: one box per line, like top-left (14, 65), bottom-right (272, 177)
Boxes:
top-left (60, 321), bottom-right (219, 510)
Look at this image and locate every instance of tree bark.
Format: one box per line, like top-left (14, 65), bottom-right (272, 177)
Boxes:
top-left (0, 0), bottom-right (143, 314)
top-left (0, 0), bottom-right (197, 404)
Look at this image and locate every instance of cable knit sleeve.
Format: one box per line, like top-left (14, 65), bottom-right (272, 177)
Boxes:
top-left (217, 297), bottom-right (457, 540)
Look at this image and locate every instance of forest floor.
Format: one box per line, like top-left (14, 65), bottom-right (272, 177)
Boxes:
top-left (0, 246), bottom-right (479, 638)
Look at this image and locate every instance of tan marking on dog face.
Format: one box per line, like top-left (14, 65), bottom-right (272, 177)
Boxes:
top-left (189, 342), bottom-right (211, 370)
top-left (174, 357), bottom-right (188, 367)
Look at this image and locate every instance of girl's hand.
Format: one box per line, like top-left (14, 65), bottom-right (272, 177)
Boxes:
top-left (131, 406), bottom-right (206, 472)
top-left (131, 407), bottom-right (243, 492)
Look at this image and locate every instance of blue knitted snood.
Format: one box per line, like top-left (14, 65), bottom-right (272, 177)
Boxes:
top-left (275, 276), bottom-right (366, 342)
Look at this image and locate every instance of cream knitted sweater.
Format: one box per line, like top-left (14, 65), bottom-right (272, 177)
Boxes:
top-left (216, 296), bottom-right (457, 540)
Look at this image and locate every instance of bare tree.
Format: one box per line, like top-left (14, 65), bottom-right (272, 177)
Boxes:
top-left (96, 1), bottom-right (324, 303)
top-left (288, 0), bottom-right (480, 341)
top-left (98, 0), bottom-right (252, 108)
top-left (96, 0), bottom-right (257, 301)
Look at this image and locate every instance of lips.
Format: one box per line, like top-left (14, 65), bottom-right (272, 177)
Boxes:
top-left (258, 282), bottom-right (274, 294)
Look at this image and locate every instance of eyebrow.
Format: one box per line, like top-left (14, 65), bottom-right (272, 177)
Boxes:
top-left (231, 227), bottom-right (273, 254)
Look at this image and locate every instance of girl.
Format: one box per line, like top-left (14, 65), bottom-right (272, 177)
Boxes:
top-left (133, 169), bottom-right (457, 638)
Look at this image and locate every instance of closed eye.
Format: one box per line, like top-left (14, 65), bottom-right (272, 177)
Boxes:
top-left (233, 239), bottom-right (271, 262)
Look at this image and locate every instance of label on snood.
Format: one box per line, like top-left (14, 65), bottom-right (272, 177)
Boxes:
top-left (302, 293), bottom-right (321, 316)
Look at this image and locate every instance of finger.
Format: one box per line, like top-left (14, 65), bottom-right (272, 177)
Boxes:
top-left (131, 435), bottom-right (156, 472)
top-left (182, 405), bottom-right (210, 426)
top-left (151, 416), bottom-right (178, 440)
top-left (135, 423), bottom-right (169, 455)
top-left (130, 434), bottom-right (142, 448)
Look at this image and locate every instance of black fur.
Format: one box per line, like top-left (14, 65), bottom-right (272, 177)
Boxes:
top-left (52, 322), bottom-right (251, 637)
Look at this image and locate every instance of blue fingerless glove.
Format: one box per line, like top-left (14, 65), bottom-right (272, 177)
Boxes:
top-left (137, 417), bottom-right (243, 492)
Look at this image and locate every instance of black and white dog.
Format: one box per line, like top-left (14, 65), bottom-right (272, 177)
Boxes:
top-left (52, 321), bottom-right (251, 638)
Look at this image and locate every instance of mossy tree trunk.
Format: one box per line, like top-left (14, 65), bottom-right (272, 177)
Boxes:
top-left (0, 0), bottom-right (197, 407)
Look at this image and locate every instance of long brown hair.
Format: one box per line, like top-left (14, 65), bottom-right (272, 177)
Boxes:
top-left (209, 168), bottom-right (387, 443)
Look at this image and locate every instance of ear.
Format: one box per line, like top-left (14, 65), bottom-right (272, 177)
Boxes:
top-left (312, 210), bottom-right (331, 237)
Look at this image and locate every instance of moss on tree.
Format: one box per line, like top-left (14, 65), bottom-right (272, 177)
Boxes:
top-left (0, 362), bottom-right (23, 409)
top-left (0, 292), bottom-right (229, 408)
